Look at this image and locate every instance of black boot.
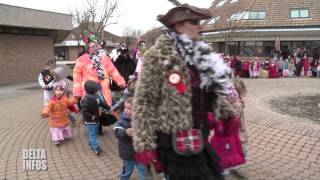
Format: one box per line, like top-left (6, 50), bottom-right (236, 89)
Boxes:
top-left (98, 123), bottom-right (104, 136)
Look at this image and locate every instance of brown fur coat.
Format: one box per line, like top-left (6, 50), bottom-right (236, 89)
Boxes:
top-left (132, 34), bottom-right (233, 152)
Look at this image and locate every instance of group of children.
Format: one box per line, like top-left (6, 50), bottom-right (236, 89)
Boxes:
top-left (39, 60), bottom-right (77, 145)
top-left (39, 60), bottom-right (141, 179)
top-left (225, 54), bottom-right (320, 79)
top-left (39, 59), bottom-right (249, 179)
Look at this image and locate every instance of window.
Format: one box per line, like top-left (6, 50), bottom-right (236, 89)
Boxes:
top-left (230, 0), bottom-right (239, 3)
top-left (208, 16), bottom-right (220, 24)
top-left (249, 11), bottom-right (266, 19)
top-left (290, 9), bottom-right (310, 18)
top-left (228, 11), bottom-right (266, 21)
top-left (216, 0), bottom-right (227, 7)
top-left (228, 12), bottom-right (249, 21)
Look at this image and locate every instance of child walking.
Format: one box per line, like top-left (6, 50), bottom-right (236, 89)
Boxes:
top-left (114, 97), bottom-right (145, 180)
top-left (52, 67), bottom-right (78, 124)
top-left (38, 60), bottom-right (55, 104)
top-left (233, 79), bottom-right (248, 156)
top-left (209, 80), bottom-right (246, 177)
top-left (81, 80), bottom-right (103, 155)
top-left (41, 85), bottom-right (77, 146)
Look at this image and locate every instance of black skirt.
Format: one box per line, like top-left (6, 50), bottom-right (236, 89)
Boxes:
top-left (157, 133), bottom-right (224, 180)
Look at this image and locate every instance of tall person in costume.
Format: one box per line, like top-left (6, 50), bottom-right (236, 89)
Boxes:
top-left (73, 36), bottom-right (126, 135)
top-left (133, 3), bottom-right (237, 180)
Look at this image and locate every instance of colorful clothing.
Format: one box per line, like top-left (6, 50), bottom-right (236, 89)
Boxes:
top-left (49, 126), bottom-right (73, 141)
top-left (133, 33), bottom-right (233, 180)
top-left (250, 61), bottom-right (260, 78)
top-left (42, 96), bottom-right (77, 128)
top-left (73, 53), bottom-right (125, 106)
top-left (268, 62), bottom-right (278, 78)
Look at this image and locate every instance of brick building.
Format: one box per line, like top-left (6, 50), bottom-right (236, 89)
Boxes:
top-left (54, 25), bottom-right (121, 66)
top-left (0, 3), bottom-right (72, 85)
top-left (202, 0), bottom-right (320, 58)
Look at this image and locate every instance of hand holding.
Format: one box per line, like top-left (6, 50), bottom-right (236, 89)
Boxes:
top-left (126, 128), bottom-right (133, 136)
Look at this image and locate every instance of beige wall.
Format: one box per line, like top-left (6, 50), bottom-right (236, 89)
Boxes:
top-left (0, 34), bottom-right (53, 85)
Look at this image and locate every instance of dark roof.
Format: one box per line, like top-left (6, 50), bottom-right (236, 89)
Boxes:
top-left (64, 26), bottom-right (121, 43)
top-left (0, 3), bottom-right (72, 31)
top-left (139, 27), bottom-right (163, 45)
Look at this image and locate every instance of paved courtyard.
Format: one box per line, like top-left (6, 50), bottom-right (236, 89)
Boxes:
top-left (0, 78), bottom-right (319, 180)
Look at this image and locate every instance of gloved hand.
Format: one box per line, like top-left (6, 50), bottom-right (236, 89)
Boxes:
top-left (135, 150), bottom-right (162, 173)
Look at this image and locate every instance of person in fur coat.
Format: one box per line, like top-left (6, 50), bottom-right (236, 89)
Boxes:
top-left (132, 4), bottom-right (237, 180)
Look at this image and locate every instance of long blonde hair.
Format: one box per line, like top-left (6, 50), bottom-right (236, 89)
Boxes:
top-left (233, 79), bottom-right (247, 97)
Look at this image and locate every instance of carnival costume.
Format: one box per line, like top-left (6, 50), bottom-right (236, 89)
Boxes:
top-left (133, 30), bottom-right (235, 179)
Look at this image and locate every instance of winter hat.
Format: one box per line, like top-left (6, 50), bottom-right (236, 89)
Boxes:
top-left (53, 67), bottom-right (66, 81)
top-left (53, 84), bottom-right (64, 92)
top-left (84, 80), bottom-right (101, 95)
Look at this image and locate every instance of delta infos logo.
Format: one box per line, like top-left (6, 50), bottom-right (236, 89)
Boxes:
top-left (22, 149), bottom-right (47, 171)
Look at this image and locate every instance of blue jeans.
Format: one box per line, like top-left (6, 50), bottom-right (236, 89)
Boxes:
top-left (120, 160), bottom-right (145, 180)
top-left (317, 70), bottom-right (320, 78)
top-left (85, 124), bottom-right (99, 150)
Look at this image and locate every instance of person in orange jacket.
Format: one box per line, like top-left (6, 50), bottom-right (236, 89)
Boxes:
top-left (73, 38), bottom-right (126, 135)
top-left (41, 84), bottom-right (78, 146)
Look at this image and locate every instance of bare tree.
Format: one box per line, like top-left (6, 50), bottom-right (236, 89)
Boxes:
top-left (121, 26), bottom-right (143, 51)
top-left (220, 0), bottom-right (258, 54)
top-left (72, 0), bottom-right (119, 42)
top-left (168, 0), bottom-right (182, 6)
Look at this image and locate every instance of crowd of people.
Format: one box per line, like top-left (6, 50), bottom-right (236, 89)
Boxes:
top-left (36, 2), bottom-right (320, 180)
top-left (223, 47), bottom-right (320, 79)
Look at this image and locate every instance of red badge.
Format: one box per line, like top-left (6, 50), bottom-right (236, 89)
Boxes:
top-left (168, 73), bottom-right (187, 95)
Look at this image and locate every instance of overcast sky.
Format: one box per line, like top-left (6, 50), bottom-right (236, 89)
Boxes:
top-left (0, 0), bottom-right (213, 36)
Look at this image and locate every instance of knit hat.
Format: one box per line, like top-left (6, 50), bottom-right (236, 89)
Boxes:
top-left (84, 80), bottom-right (101, 95)
top-left (53, 67), bottom-right (66, 81)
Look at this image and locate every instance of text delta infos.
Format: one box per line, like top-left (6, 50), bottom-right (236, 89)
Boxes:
top-left (22, 149), bottom-right (47, 171)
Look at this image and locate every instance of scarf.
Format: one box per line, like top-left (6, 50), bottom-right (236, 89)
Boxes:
top-left (165, 29), bottom-right (231, 94)
top-left (90, 53), bottom-right (105, 80)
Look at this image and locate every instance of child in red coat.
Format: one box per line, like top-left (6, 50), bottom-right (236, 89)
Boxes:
top-left (209, 85), bottom-right (246, 176)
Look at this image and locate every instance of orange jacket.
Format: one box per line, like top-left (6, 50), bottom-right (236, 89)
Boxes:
top-left (42, 96), bottom-right (77, 128)
top-left (73, 53), bottom-right (125, 106)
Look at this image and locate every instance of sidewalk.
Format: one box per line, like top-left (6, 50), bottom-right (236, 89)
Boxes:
top-left (0, 78), bottom-right (319, 180)
top-left (0, 82), bottom-right (39, 100)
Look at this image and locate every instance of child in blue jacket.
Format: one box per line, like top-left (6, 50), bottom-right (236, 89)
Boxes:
top-left (114, 97), bottom-right (144, 180)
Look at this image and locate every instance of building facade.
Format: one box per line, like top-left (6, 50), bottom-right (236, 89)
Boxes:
top-left (0, 3), bottom-right (72, 85)
top-left (54, 26), bottom-right (121, 65)
top-left (202, 0), bottom-right (320, 58)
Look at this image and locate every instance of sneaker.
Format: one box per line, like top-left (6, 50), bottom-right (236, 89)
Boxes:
top-left (222, 169), bottom-right (230, 176)
top-left (94, 147), bottom-right (102, 155)
top-left (54, 141), bottom-right (61, 146)
top-left (230, 169), bottom-right (246, 179)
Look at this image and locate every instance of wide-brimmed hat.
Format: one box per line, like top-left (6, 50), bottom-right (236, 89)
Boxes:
top-left (157, 4), bottom-right (211, 27)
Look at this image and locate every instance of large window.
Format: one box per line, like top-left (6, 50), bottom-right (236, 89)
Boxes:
top-left (290, 9), bottom-right (310, 19)
top-left (240, 41), bottom-right (274, 57)
top-left (281, 41), bottom-right (320, 57)
top-left (220, 41), bottom-right (275, 57)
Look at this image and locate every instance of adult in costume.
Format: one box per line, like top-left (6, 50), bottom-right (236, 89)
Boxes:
top-left (73, 39), bottom-right (126, 135)
top-left (133, 4), bottom-right (236, 180)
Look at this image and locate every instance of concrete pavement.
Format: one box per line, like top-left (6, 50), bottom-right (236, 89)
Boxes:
top-left (0, 78), bottom-right (319, 180)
